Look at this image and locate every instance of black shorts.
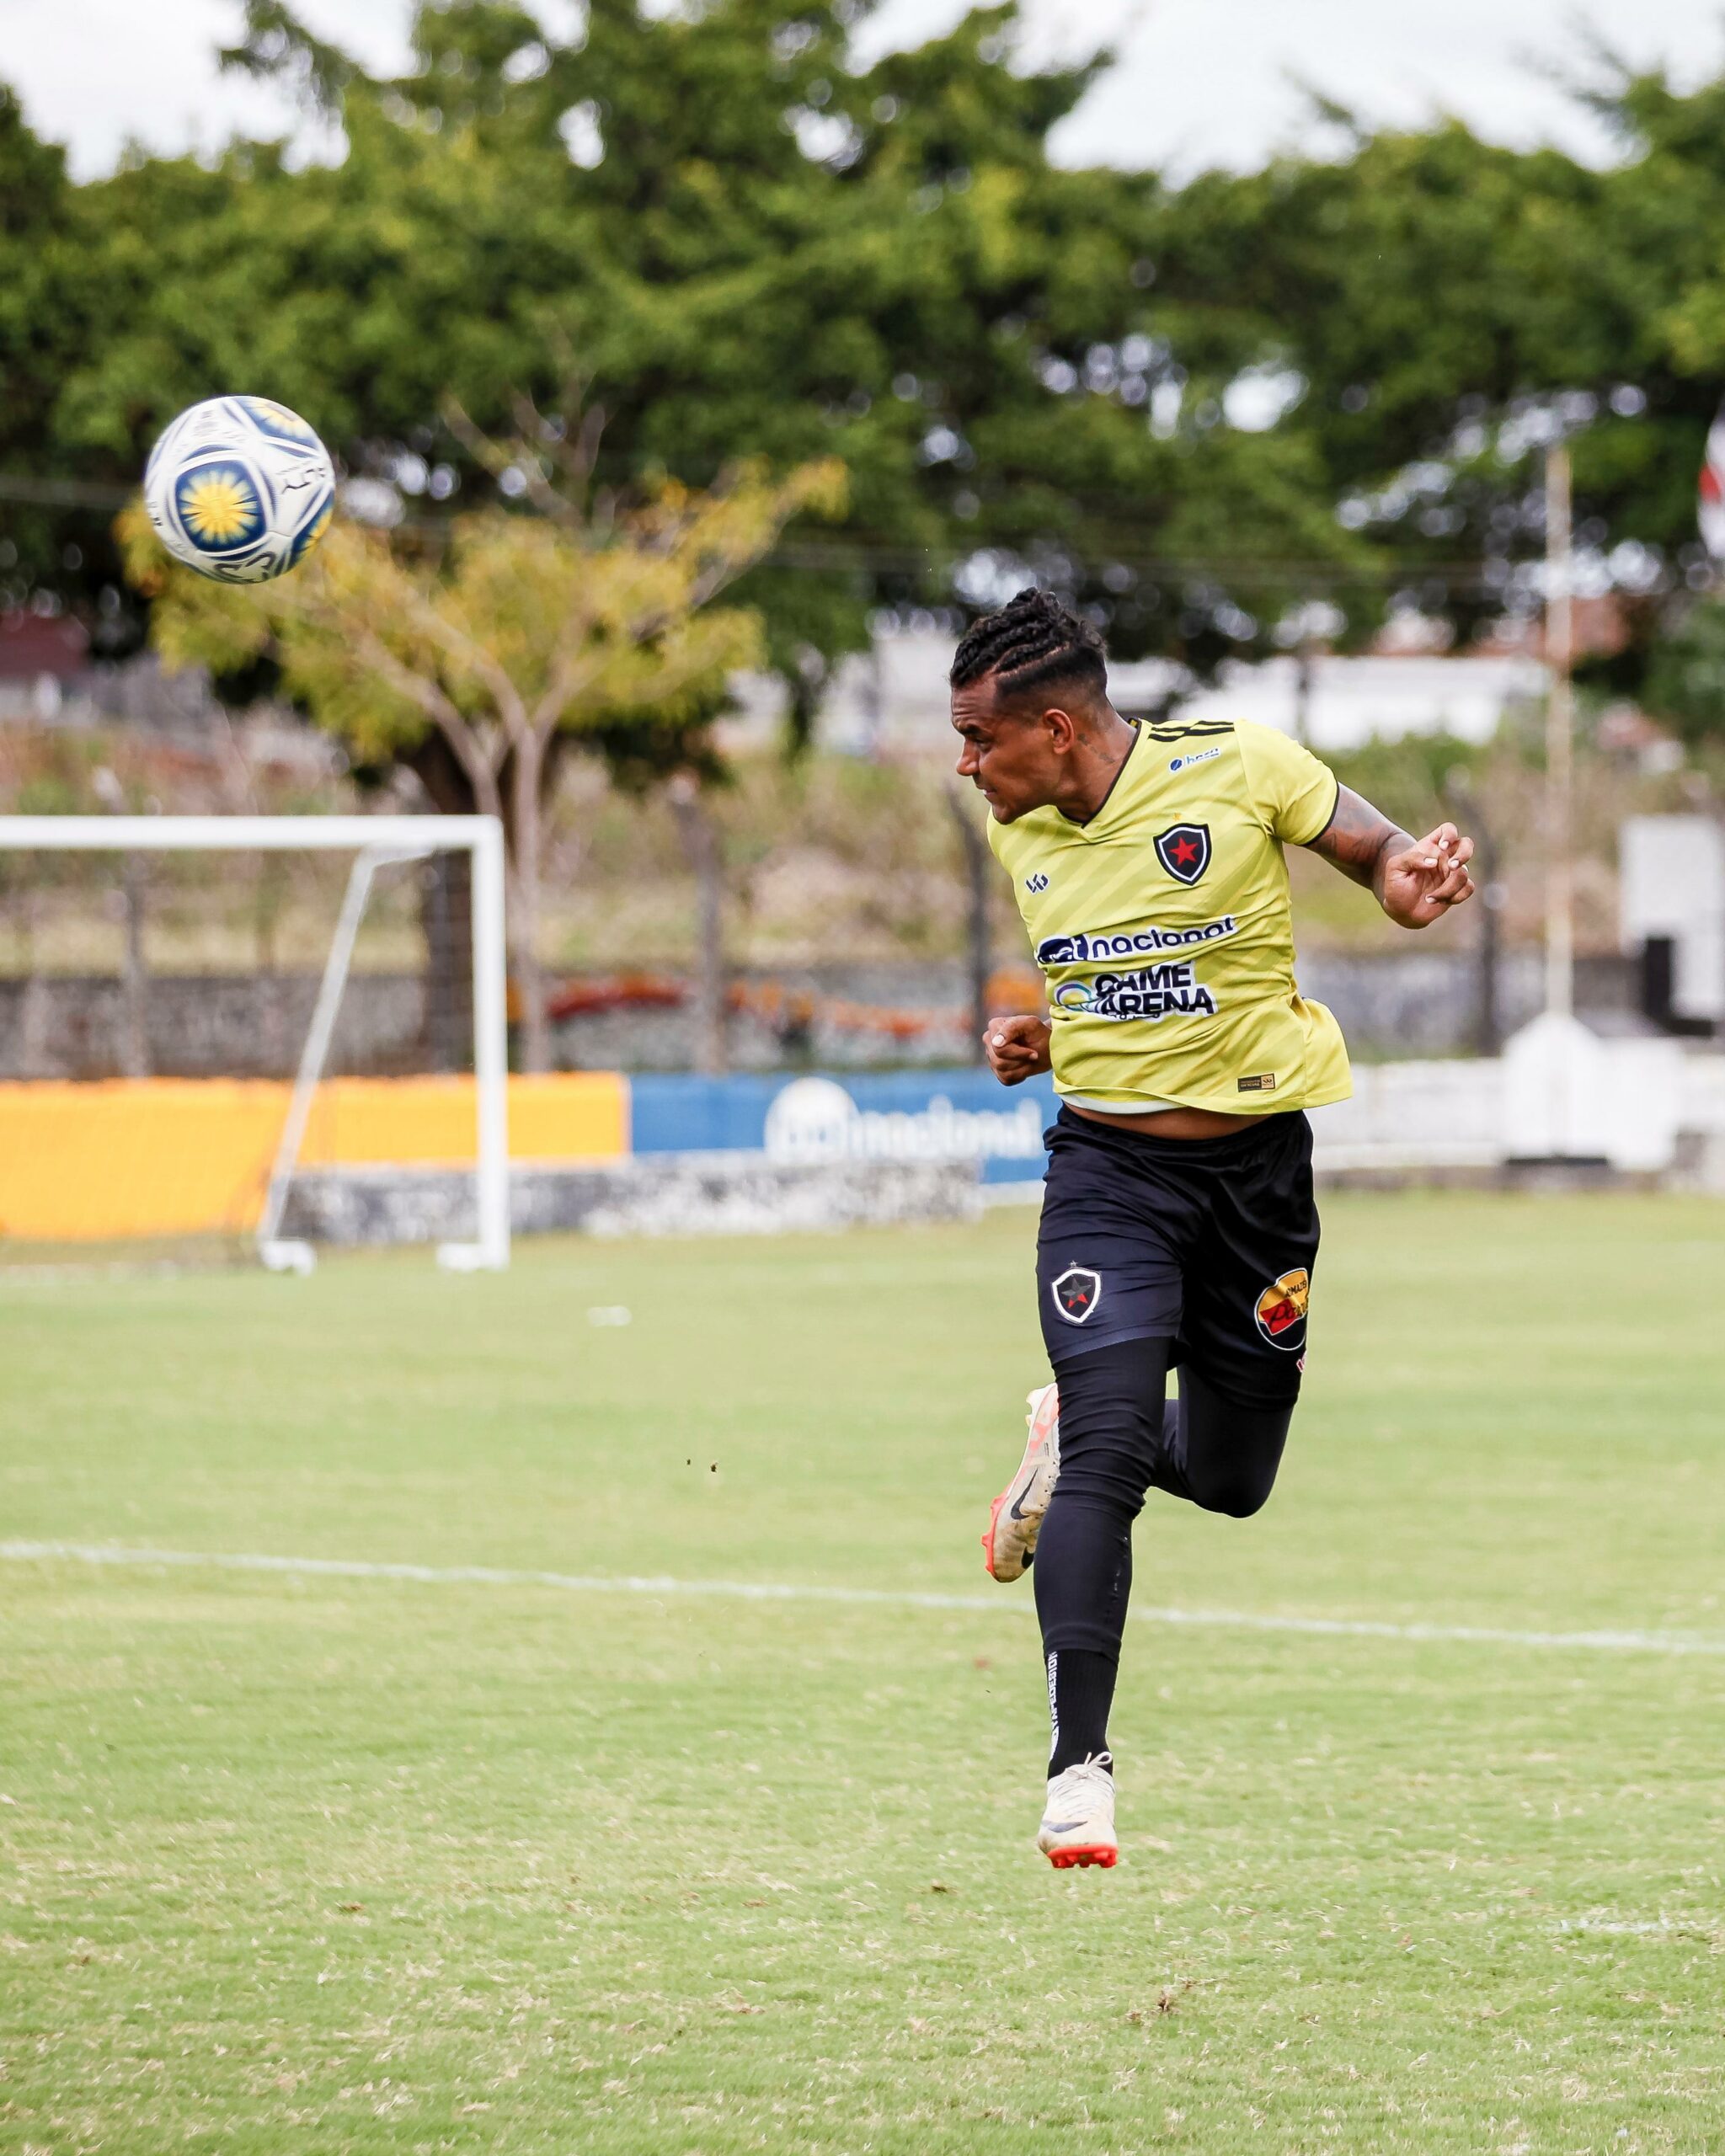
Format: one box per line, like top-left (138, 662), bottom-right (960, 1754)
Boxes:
top-left (1035, 1107), bottom-right (1319, 1405)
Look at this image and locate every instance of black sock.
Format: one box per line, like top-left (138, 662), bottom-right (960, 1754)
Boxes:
top-left (1045, 1646), bottom-right (1117, 1777)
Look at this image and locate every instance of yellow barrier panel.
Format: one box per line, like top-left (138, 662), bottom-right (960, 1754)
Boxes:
top-left (296, 1073), bottom-right (628, 1170)
top-left (0, 1080), bottom-right (284, 1243)
top-left (0, 1072), bottom-right (629, 1243)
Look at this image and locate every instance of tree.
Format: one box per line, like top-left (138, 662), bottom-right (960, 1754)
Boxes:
top-left (21, 6), bottom-right (1725, 701)
top-left (1642, 598), bottom-right (1725, 749)
top-left (1144, 62), bottom-right (1725, 674)
top-left (0, 87), bottom-right (98, 613)
top-left (24, 0), bottom-right (1371, 689)
top-left (120, 449), bottom-right (844, 1070)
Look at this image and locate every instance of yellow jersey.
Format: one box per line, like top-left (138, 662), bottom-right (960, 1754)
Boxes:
top-left (987, 718), bottom-right (1352, 1116)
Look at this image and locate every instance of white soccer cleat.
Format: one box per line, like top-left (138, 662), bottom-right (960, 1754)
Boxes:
top-left (1037, 1755), bottom-right (1119, 1870)
top-left (981, 1382), bottom-right (1060, 1582)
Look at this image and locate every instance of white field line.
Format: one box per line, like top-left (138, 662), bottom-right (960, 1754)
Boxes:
top-left (4, 1540), bottom-right (1724, 1659)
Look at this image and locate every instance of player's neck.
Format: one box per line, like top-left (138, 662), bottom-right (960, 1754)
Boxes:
top-left (1053, 710), bottom-right (1138, 825)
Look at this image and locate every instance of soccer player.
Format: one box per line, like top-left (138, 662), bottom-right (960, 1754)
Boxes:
top-left (953, 589), bottom-right (1475, 1869)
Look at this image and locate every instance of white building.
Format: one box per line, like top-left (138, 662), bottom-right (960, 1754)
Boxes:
top-left (727, 632), bottom-right (1545, 758)
top-left (1162, 652), bottom-right (1545, 753)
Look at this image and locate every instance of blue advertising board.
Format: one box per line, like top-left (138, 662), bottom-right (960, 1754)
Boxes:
top-left (629, 1067), bottom-right (1058, 1184)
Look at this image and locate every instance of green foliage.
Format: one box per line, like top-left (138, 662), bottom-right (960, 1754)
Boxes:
top-left (1324, 730), bottom-right (1493, 822)
top-left (0, 88), bottom-right (91, 600)
top-left (119, 445), bottom-right (841, 1064)
top-left (120, 455), bottom-right (842, 762)
top-left (8, 11), bottom-right (1725, 700)
top-left (2, 0), bottom-right (1362, 687)
top-left (1642, 596), bottom-right (1725, 746)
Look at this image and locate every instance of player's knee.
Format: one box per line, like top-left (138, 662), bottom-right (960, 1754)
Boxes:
top-left (1045, 1471), bottom-right (1145, 1529)
top-left (1187, 1445), bottom-right (1281, 1517)
top-left (1200, 1474), bottom-right (1275, 1520)
top-left (1177, 1382), bottom-right (1294, 1519)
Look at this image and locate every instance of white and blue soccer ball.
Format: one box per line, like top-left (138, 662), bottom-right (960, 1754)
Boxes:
top-left (143, 395), bottom-right (336, 584)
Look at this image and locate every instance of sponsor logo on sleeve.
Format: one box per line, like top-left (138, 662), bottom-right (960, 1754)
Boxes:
top-left (1155, 823), bottom-right (1211, 885)
top-left (1253, 1268), bottom-right (1311, 1350)
top-left (1169, 745), bottom-right (1224, 773)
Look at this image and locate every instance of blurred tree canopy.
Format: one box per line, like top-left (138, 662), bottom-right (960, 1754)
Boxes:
top-left (1642, 599), bottom-right (1725, 748)
top-left (120, 447), bottom-right (841, 1065)
top-left (4, 3), bottom-right (1725, 707)
top-left (1154, 81), bottom-right (1724, 680)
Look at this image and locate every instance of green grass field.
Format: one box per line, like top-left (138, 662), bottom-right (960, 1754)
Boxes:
top-left (5, 1193), bottom-right (1725, 2155)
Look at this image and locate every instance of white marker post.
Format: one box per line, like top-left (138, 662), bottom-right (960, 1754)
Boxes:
top-left (1544, 442), bottom-right (1575, 1026)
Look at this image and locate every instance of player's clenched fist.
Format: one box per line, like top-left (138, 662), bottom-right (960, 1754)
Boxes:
top-left (985, 1011), bottom-right (1053, 1086)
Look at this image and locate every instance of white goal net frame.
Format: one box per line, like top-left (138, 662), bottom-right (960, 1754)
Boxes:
top-left (0, 814), bottom-right (511, 1273)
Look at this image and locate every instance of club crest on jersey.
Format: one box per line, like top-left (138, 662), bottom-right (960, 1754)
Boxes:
top-left (1253, 1268), bottom-right (1311, 1350)
top-left (1050, 1265), bottom-right (1102, 1325)
top-left (1156, 823), bottom-right (1210, 885)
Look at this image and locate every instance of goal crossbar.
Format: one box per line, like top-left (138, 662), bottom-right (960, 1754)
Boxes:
top-left (0, 815), bottom-right (511, 1273)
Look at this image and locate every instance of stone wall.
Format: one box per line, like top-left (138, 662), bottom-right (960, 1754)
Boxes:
top-left (1300, 950), bottom-right (1634, 1057)
top-left (0, 952), bottom-right (1642, 1081)
top-left (279, 1153), bottom-right (982, 1244)
top-left (0, 972), bottom-right (435, 1081)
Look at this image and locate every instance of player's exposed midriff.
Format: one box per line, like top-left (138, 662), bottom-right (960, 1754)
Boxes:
top-left (1065, 1101), bottom-right (1259, 1139)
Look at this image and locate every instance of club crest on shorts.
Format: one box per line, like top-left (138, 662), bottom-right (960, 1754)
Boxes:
top-left (1253, 1267), bottom-right (1311, 1350)
top-left (1155, 822), bottom-right (1210, 885)
top-left (1050, 1265), bottom-right (1103, 1325)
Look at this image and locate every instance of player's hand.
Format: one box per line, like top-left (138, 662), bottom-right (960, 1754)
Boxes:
top-left (984, 1011), bottom-right (1053, 1086)
top-left (1379, 822), bottom-right (1477, 930)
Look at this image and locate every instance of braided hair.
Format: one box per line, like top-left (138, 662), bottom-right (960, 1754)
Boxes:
top-left (949, 587), bottom-right (1108, 705)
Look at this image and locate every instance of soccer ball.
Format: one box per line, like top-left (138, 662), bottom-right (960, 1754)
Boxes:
top-left (143, 396), bottom-right (336, 584)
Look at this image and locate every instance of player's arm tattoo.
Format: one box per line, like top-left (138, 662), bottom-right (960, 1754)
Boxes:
top-left (1305, 786), bottom-right (1414, 906)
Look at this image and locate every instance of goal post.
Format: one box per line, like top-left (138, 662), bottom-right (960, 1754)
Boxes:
top-left (0, 814), bottom-right (511, 1272)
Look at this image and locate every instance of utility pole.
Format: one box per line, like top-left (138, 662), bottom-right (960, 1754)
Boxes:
top-left (1292, 627), bottom-right (1316, 747)
top-left (1544, 441), bottom-right (1575, 1021)
top-left (668, 774), bottom-right (728, 1075)
top-left (17, 889), bottom-right (49, 1077)
top-left (93, 765), bottom-right (150, 1077)
top-left (946, 787), bottom-right (992, 1062)
top-left (119, 851), bottom-right (149, 1078)
top-left (1444, 769), bottom-right (1501, 1055)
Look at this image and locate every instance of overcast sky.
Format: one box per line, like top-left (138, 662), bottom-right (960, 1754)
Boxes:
top-left (3, 0), bottom-right (1721, 181)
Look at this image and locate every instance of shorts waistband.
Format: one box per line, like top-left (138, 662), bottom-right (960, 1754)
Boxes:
top-left (1053, 1103), bottom-right (1305, 1162)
